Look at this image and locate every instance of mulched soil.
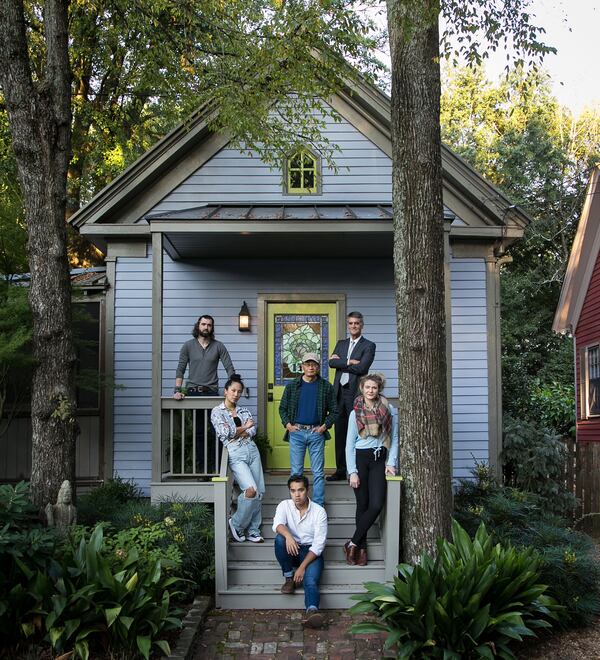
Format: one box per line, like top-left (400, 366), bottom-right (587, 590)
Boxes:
top-left (517, 538), bottom-right (600, 660)
top-left (517, 621), bottom-right (600, 659)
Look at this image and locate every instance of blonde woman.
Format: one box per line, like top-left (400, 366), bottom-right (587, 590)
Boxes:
top-left (344, 373), bottom-right (398, 566)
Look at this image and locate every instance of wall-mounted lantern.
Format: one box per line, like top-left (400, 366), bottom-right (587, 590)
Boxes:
top-left (238, 301), bottom-right (251, 332)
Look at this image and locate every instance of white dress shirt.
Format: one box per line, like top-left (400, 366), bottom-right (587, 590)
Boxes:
top-left (272, 498), bottom-right (328, 557)
top-left (339, 338), bottom-right (358, 386)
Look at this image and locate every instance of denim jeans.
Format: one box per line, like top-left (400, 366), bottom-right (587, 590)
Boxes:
top-left (289, 429), bottom-right (325, 506)
top-left (228, 441), bottom-right (265, 536)
top-left (274, 534), bottom-right (324, 610)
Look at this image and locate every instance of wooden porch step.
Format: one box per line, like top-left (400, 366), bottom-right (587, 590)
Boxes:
top-left (261, 475), bottom-right (354, 501)
top-left (227, 538), bottom-right (384, 561)
top-left (260, 498), bottom-right (359, 518)
top-left (227, 559), bottom-right (384, 586)
top-left (217, 583), bottom-right (372, 610)
top-left (260, 517), bottom-right (380, 540)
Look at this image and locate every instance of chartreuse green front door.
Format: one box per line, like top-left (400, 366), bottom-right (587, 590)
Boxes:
top-left (266, 303), bottom-right (337, 469)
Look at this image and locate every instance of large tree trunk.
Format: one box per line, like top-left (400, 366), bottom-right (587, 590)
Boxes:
top-left (386, 0), bottom-right (452, 561)
top-left (0, 0), bottom-right (77, 507)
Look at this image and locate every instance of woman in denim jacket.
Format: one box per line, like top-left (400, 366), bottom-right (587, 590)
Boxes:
top-left (211, 375), bottom-right (265, 543)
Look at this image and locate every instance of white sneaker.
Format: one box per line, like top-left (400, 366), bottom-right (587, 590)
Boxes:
top-left (228, 518), bottom-right (246, 542)
top-left (247, 533), bottom-right (264, 543)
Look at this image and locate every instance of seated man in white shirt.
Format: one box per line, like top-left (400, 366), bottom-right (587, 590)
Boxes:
top-left (272, 474), bottom-right (328, 628)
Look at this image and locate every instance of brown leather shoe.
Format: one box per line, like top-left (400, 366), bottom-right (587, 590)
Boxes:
top-left (344, 540), bottom-right (357, 565)
top-left (356, 548), bottom-right (368, 566)
top-left (280, 577), bottom-right (295, 594)
top-left (304, 608), bottom-right (325, 628)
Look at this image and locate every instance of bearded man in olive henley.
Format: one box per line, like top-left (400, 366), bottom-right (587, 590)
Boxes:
top-left (173, 314), bottom-right (236, 473)
top-left (173, 315), bottom-right (236, 398)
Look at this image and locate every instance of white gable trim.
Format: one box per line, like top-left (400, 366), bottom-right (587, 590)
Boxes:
top-left (553, 167), bottom-right (600, 334)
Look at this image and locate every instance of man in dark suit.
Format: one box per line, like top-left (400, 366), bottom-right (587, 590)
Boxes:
top-left (327, 311), bottom-right (376, 481)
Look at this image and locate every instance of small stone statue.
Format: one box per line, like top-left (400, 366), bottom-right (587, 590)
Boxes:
top-left (45, 480), bottom-right (77, 531)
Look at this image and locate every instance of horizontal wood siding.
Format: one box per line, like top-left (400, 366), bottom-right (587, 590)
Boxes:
top-left (160, 255), bottom-right (490, 481)
top-left (150, 112), bottom-right (392, 212)
top-left (450, 259), bottom-right (489, 477)
top-left (113, 253), bottom-right (153, 492)
top-left (161, 257), bottom-right (398, 401)
top-left (575, 249), bottom-right (600, 441)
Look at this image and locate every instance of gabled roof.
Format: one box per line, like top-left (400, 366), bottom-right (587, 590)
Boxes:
top-left (69, 71), bottom-right (530, 237)
top-left (553, 167), bottom-right (600, 334)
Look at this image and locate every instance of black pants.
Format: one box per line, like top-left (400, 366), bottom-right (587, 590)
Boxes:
top-left (187, 388), bottom-right (221, 474)
top-left (352, 447), bottom-right (387, 549)
top-left (333, 385), bottom-right (355, 475)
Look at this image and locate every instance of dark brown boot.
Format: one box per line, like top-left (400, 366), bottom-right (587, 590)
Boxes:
top-left (343, 540), bottom-right (357, 565)
top-left (356, 548), bottom-right (368, 566)
top-left (280, 577), bottom-right (295, 594)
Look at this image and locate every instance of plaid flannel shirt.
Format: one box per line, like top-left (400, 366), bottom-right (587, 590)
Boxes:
top-left (279, 376), bottom-right (337, 442)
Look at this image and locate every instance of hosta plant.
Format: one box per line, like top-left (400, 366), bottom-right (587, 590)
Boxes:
top-left (350, 520), bottom-right (560, 659)
top-left (26, 525), bottom-right (183, 660)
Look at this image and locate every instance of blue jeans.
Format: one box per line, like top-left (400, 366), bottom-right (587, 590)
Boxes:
top-left (274, 534), bottom-right (324, 610)
top-left (289, 429), bottom-right (325, 506)
top-left (228, 441), bottom-right (265, 536)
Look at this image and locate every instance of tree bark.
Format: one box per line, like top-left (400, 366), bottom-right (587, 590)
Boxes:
top-left (0, 0), bottom-right (77, 507)
top-left (386, 0), bottom-right (452, 561)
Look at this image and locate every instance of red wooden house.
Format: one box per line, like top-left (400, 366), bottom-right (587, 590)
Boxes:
top-left (554, 167), bottom-right (600, 441)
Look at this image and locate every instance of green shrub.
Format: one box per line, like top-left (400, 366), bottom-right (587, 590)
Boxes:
top-left (0, 481), bottom-right (39, 529)
top-left (502, 417), bottom-right (576, 515)
top-left (529, 380), bottom-right (575, 437)
top-left (0, 526), bottom-right (59, 644)
top-left (76, 480), bottom-right (214, 594)
top-left (455, 466), bottom-right (600, 627)
top-left (351, 520), bottom-right (559, 659)
top-left (105, 522), bottom-right (183, 573)
top-left (24, 525), bottom-right (183, 660)
top-left (0, 483), bottom-right (59, 644)
top-left (93, 498), bottom-right (214, 592)
top-left (76, 476), bottom-right (143, 526)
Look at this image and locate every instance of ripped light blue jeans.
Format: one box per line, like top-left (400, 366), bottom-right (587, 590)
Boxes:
top-left (228, 441), bottom-right (265, 536)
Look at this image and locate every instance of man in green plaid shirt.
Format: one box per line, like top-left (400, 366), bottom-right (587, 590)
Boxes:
top-left (279, 353), bottom-right (337, 506)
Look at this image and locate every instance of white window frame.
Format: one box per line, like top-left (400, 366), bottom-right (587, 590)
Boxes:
top-left (584, 343), bottom-right (600, 418)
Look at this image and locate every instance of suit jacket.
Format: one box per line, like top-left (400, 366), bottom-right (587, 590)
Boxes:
top-left (328, 336), bottom-right (376, 399)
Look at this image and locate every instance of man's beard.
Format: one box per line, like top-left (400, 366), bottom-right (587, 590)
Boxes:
top-left (200, 329), bottom-right (212, 338)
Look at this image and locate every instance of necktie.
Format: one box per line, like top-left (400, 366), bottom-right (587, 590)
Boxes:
top-left (340, 340), bottom-right (356, 386)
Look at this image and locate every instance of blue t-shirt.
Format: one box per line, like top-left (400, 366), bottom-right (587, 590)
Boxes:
top-left (295, 380), bottom-right (319, 424)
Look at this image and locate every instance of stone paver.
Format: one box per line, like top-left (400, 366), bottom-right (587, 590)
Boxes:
top-left (191, 609), bottom-right (393, 659)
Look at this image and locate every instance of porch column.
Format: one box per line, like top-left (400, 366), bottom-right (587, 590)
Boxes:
top-left (443, 217), bottom-right (454, 476)
top-left (486, 253), bottom-right (503, 478)
top-left (151, 232), bottom-right (164, 485)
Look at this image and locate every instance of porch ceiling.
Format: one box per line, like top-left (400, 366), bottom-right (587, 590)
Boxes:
top-left (148, 204), bottom-right (398, 259)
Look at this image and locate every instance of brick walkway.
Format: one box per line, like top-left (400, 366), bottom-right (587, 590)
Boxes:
top-left (192, 609), bottom-right (393, 659)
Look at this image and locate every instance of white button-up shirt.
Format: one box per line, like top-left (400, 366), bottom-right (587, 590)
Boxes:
top-left (272, 498), bottom-right (328, 557)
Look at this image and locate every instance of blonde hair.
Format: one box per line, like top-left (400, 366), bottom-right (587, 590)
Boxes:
top-left (359, 372), bottom-right (386, 393)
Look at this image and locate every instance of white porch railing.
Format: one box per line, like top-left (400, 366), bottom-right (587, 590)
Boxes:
top-left (160, 396), bottom-right (222, 479)
top-left (213, 447), bottom-right (232, 597)
top-left (382, 476), bottom-right (402, 581)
